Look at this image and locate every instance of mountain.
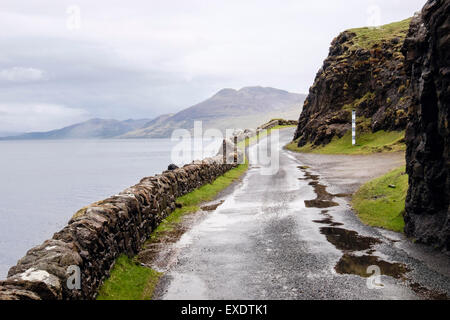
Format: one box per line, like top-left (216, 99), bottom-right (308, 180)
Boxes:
top-left (0, 131), bottom-right (23, 138)
top-left (121, 86), bottom-right (305, 138)
top-left (1, 86), bottom-right (305, 140)
top-left (293, 18), bottom-right (412, 147)
top-left (2, 118), bottom-right (150, 140)
top-left (119, 114), bottom-right (174, 138)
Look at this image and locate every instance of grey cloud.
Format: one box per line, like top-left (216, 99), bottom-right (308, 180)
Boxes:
top-left (0, 0), bottom-right (427, 132)
top-left (0, 67), bottom-right (46, 82)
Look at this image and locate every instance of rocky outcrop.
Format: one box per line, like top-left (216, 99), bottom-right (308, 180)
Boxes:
top-left (294, 19), bottom-right (412, 147)
top-left (402, 0), bottom-right (449, 252)
top-left (0, 155), bottom-right (238, 300)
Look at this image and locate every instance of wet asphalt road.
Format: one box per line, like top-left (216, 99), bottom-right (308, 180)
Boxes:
top-left (154, 128), bottom-right (450, 300)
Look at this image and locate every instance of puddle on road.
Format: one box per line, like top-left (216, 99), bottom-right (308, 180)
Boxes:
top-left (335, 254), bottom-right (410, 279)
top-left (299, 166), bottom-right (352, 209)
top-left (298, 171), bottom-right (319, 181)
top-left (312, 217), bottom-right (343, 226)
top-left (201, 200), bottom-right (225, 211)
top-left (297, 165), bottom-right (415, 287)
top-left (313, 210), bottom-right (343, 226)
top-left (300, 169), bottom-right (339, 208)
top-left (296, 164), bottom-right (447, 299)
top-left (409, 282), bottom-right (449, 300)
top-left (305, 200), bottom-right (339, 208)
top-left (320, 227), bottom-right (381, 251)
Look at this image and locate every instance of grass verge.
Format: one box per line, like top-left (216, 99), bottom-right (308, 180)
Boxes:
top-left (149, 161), bottom-right (249, 242)
top-left (285, 130), bottom-right (405, 155)
top-left (96, 161), bottom-right (249, 300)
top-left (352, 166), bottom-right (407, 233)
top-left (97, 255), bottom-right (162, 300)
top-left (237, 124), bottom-right (296, 149)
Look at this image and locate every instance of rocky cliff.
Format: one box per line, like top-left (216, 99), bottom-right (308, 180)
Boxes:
top-left (402, 0), bottom-right (449, 252)
top-left (294, 19), bottom-right (412, 147)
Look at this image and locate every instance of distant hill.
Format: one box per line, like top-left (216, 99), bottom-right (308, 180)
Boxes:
top-left (1, 86), bottom-right (305, 140)
top-left (121, 86), bottom-right (306, 138)
top-left (2, 118), bottom-right (150, 140)
top-left (0, 131), bottom-right (23, 138)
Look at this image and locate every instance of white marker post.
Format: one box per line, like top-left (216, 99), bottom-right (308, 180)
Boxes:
top-left (352, 110), bottom-right (356, 146)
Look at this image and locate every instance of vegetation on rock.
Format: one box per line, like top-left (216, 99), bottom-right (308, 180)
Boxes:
top-left (348, 18), bottom-right (411, 49)
top-left (286, 130), bottom-right (405, 155)
top-left (293, 18), bottom-right (412, 152)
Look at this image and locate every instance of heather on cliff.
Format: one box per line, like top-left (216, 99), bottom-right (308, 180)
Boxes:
top-left (293, 19), bottom-right (412, 149)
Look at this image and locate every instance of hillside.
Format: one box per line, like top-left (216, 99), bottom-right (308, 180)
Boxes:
top-left (121, 87), bottom-right (306, 138)
top-left (3, 118), bottom-right (150, 140)
top-left (293, 19), bottom-right (412, 149)
top-left (3, 87), bottom-right (305, 140)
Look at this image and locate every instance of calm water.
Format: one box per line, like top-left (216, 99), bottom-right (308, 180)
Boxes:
top-left (0, 139), bottom-right (220, 279)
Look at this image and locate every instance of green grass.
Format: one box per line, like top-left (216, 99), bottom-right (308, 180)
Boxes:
top-left (270, 124), bottom-right (296, 130)
top-left (237, 125), bottom-right (296, 149)
top-left (286, 130), bottom-right (405, 155)
top-left (352, 166), bottom-right (408, 233)
top-left (149, 161), bottom-right (249, 241)
top-left (96, 161), bottom-right (249, 300)
top-left (97, 255), bottom-right (162, 300)
top-left (348, 18), bottom-right (412, 49)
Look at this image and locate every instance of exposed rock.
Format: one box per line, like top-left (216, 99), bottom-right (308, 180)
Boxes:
top-left (402, 0), bottom-right (450, 253)
top-left (167, 164), bottom-right (179, 171)
top-left (294, 19), bottom-right (412, 147)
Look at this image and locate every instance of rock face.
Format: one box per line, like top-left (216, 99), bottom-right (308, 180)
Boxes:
top-left (402, 0), bottom-right (450, 253)
top-left (0, 154), bottom-right (238, 300)
top-left (294, 19), bottom-right (412, 147)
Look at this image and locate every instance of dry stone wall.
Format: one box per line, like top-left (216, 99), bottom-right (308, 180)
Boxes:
top-left (0, 154), bottom-right (237, 300)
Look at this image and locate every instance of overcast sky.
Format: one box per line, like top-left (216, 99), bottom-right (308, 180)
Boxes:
top-left (0, 0), bottom-right (426, 132)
